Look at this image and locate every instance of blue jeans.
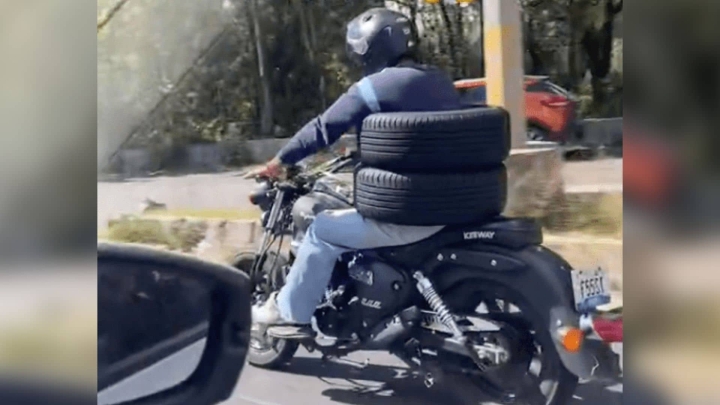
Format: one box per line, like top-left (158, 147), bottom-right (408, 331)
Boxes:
top-left (276, 208), bottom-right (444, 323)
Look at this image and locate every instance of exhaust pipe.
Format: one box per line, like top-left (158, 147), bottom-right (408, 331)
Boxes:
top-left (364, 306), bottom-right (421, 350)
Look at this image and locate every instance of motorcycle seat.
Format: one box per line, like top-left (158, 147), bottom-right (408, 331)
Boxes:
top-left (375, 217), bottom-right (542, 268)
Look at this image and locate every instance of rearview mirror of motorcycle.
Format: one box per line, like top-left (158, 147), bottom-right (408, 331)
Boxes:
top-left (97, 243), bottom-right (252, 405)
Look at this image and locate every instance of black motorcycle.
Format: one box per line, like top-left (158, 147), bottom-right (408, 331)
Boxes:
top-left (235, 150), bottom-right (617, 404)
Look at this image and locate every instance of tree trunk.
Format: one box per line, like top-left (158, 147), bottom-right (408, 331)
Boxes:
top-left (583, 1), bottom-right (618, 112)
top-left (248, 0), bottom-right (274, 136)
top-left (293, 0), bottom-right (314, 63)
top-left (439, 2), bottom-right (459, 77)
top-left (567, 1), bottom-right (587, 91)
top-left (455, 4), bottom-right (467, 77)
top-left (478, 2), bottom-right (484, 77)
top-left (304, 2), bottom-right (326, 109)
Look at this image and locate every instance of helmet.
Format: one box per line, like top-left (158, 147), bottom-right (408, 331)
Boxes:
top-left (346, 8), bottom-right (419, 76)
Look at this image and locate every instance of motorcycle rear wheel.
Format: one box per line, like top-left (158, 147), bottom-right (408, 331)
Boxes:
top-left (438, 283), bottom-right (579, 405)
top-left (231, 252), bottom-right (299, 369)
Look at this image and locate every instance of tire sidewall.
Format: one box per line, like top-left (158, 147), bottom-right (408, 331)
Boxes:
top-left (230, 252), bottom-right (299, 369)
top-left (527, 125), bottom-right (550, 141)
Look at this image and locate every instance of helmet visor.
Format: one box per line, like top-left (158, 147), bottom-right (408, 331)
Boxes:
top-left (346, 20), bottom-right (369, 54)
top-left (346, 20), bottom-right (369, 67)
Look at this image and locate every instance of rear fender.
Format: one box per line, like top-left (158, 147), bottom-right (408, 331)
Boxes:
top-left (426, 245), bottom-right (598, 379)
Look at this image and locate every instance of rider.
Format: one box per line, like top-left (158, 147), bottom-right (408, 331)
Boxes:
top-left (247, 7), bottom-right (463, 339)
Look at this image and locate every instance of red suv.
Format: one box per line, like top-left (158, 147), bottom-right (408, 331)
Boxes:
top-left (455, 76), bottom-right (578, 143)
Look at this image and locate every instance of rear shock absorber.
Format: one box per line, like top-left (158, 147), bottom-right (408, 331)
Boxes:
top-left (413, 271), bottom-right (463, 338)
top-left (414, 271), bottom-right (501, 377)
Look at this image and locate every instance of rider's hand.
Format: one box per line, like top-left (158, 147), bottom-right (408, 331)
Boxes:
top-left (242, 157), bottom-right (284, 179)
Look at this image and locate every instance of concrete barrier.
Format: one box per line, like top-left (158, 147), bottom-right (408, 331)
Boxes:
top-left (504, 146), bottom-right (565, 218)
top-left (579, 117), bottom-right (623, 148)
top-left (105, 215), bottom-right (260, 262)
top-left (109, 118), bottom-right (622, 177)
top-left (244, 138), bottom-right (291, 163)
top-left (104, 215), bottom-right (622, 309)
top-left (111, 134), bottom-right (357, 175)
top-left (544, 188), bottom-right (622, 236)
top-left (117, 148), bottom-right (157, 177)
top-left (186, 144), bottom-right (224, 172)
top-left (193, 218), bottom-right (260, 261)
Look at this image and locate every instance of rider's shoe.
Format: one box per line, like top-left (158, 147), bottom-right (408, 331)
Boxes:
top-left (252, 292), bottom-right (315, 340)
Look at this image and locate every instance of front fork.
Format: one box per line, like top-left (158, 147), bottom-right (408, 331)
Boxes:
top-left (249, 189), bottom-right (286, 289)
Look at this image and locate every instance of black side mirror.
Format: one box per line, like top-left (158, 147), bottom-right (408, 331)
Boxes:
top-left (97, 243), bottom-right (251, 405)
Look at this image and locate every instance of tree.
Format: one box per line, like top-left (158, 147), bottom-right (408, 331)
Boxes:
top-left (248, 0), bottom-right (274, 136)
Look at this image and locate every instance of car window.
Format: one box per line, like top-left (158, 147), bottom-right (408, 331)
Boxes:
top-left (526, 80), bottom-right (575, 100)
top-left (526, 81), bottom-right (548, 93)
top-left (545, 81), bottom-right (573, 98)
top-left (98, 261), bottom-right (211, 368)
top-left (459, 86), bottom-right (487, 105)
top-left (98, 259), bottom-right (212, 398)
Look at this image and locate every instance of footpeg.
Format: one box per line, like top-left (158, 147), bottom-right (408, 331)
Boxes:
top-left (424, 372), bottom-right (435, 388)
top-left (266, 325), bottom-right (317, 340)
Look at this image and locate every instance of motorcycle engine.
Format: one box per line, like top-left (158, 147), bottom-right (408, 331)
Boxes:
top-left (314, 254), bottom-right (411, 339)
top-left (345, 253), bottom-right (412, 329)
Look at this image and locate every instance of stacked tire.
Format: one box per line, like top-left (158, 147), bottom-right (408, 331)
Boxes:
top-left (354, 107), bottom-right (510, 226)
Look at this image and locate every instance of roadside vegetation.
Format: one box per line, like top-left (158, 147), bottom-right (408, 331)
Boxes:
top-left (100, 0), bottom-right (622, 170)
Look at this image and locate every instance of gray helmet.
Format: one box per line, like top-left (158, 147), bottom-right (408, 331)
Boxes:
top-left (346, 8), bottom-right (419, 76)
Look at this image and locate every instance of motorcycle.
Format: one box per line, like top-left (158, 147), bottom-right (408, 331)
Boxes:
top-left (235, 150), bottom-right (621, 404)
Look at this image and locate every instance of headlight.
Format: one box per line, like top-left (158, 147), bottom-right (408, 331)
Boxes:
top-left (248, 182), bottom-right (273, 210)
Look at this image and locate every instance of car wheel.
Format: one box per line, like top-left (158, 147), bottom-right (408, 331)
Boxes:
top-left (527, 125), bottom-right (550, 141)
top-left (354, 166), bottom-right (507, 226)
top-left (359, 107), bottom-right (510, 173)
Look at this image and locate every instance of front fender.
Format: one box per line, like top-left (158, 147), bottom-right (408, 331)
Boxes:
top-left (427, 245), bottom-right (598, 380)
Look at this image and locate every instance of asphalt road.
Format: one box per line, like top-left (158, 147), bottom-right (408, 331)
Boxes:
top-left (230, 347), bottom-right (623, 405)
top-left (97, 157), bottom-right (625, 404)
top-left (99, 339), bottom-right (623, 405)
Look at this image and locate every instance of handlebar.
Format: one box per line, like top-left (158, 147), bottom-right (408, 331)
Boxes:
top-left (252, 149), bottom-right (357, 184)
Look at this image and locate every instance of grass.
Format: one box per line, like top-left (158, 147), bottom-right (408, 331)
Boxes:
top-left (103, 194), bottom-right (623, 275)
top-left (106, 216), bottom-right (208, 251)
top-left (541, 192), bottom-right (623, 237)
top-left (143, 207), bottom-right (261, 221)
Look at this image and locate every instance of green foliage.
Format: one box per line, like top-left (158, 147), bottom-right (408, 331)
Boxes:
top-left (122, 0), bottom-right (622, 165)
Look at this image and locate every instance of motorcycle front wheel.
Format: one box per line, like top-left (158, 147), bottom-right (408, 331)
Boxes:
top-left (231, 252), bottom-right (299, 369)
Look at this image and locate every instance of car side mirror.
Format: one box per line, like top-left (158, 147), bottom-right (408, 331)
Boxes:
top-left (97, 243), bottom-right (252, 405)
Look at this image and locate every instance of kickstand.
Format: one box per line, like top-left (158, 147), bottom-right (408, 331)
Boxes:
top-left (318, 354), bottom-right (369, 375)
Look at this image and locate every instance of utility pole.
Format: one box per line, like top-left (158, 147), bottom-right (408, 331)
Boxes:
top-left (423, 0), bottom-right (527, 148)
top-left (482, 0), bottom-right (526, 149)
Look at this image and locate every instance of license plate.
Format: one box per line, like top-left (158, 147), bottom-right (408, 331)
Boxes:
top-left (571, 268), bottom-right (611, 312)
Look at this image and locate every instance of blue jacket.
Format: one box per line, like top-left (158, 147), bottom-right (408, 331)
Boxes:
top-left (276, 62), bottom-right (462, 165)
